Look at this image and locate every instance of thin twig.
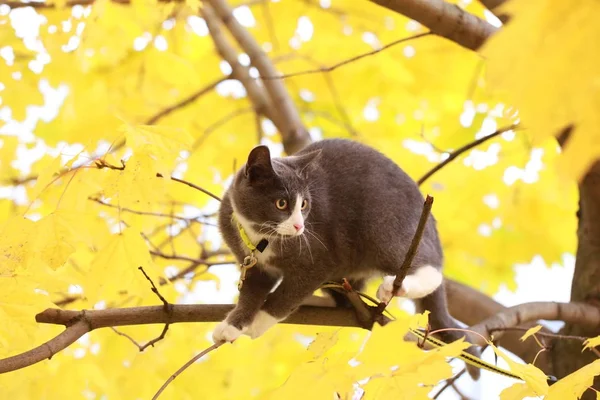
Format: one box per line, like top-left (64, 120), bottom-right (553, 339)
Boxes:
top-left (490, 327), bottom-right (600, 358)
top-left (110, 325), bottom-right (170, 352)
top-left (89, 197), bottom-right (213, 224)
top-left (138, 266), bottom-right (170, 310)
top-left (153, 342), bottom-right (223, 400)
top-left (95, 159), bottom-right (126, 171)
top-left (418, 124), bottom-right (519, 185)
top-left (432, 368), bottom-right (466, 399)
top-left (260, 32), bottom-right (431, 80)
top-left (374, 195), bottom-right (434, 317)
top-left (155, 173), bottom-right (222, 202)
top-left (392, 195), bottom-right (434, 294)
top-left (146, 76), bottom-right (228, 125)
top-left (150, 249), bottom-right (234, 266)
top-left (490, 327), bottom-right (593, 342)
top-left (191, 107), bottom-right (254, 151)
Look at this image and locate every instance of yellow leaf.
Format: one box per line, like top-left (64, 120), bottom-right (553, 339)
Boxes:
top-left (85, 227), bottom-right (162, 301)
top-left (122, 124), bottom-right (193, 176)
top-left (260, 351), bottom-right (356, 400)
top-left (307, 330), bottom-right (339, 359)
top-left (491, 345), bottom-right (549, 396)
top-left (520, 325), bottom-right (542, 342)
top-left (363, 375), bottom-right (431, 400)
top-left (584, 335), bottom-right (600, 351)
top-left (546, 359), bottom-right (600, 400)
top-left (500, 383), bottom-right (538, 400)
top-left (484, 0), bottom-right (600, 180)
top-left (28, 155), bottom-right (63, 201)
top-left (0, 216), bottom-right (35, 276)
top-left (0, 278), bottom-right (57, 357)
top-left (25, 211), bottom-right (80, 270)
top-left (355, 315), bottom-right (469, 383)
top-left (102, 152), bottom-right (167, 211)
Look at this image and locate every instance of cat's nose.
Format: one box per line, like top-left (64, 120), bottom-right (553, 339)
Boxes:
top-left (293, 223), bottom-right (304, 231)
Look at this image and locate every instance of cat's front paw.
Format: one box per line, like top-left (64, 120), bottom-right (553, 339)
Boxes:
top-left (376, 275), bottom-right (405, 303)
top-left (213, 320), bottom-right (245, 343)
top-left (245, 310), bottom-right (279, 339)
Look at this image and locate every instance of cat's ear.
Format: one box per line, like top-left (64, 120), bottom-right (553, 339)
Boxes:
top-left (292, 149), bottom-right (322, 177)
top-left (245, 145), bottom-right (274, 184)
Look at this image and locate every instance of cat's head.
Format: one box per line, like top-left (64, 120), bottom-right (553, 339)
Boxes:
top-left (230, 145), bottom-right (321, 237)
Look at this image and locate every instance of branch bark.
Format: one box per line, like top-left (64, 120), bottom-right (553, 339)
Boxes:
top-left (367, 0), bottom-right (498, 51)
top-left (468, 301), bottom-right (600, 344)
top-left (552, 160), bottom-right (600, 394)
top-left (205, 0), bottom-right (311, 154)
top-left (0, 305), bottom-right (363, 374)
top-left (0, 320), bottom-right (89, 374)
top-left (201, 4), bottom-right (280, 126)
top-left (445, 279), bottom-right (553, 368)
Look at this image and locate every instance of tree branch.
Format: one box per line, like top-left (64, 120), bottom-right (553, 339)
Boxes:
top-left (145, 76), bottom-right (228, 125)
top-left (205, 0), bottom-right (311, 154)
top-left (367, 0), bottom-right (498, 51)
top-left (445, 279), bottom-right (552, 366)
top-left (261, 32), bottom-right (431, 80)
top-left (0, 305), bottom-right (364, 374)
top-left (418, 124), bottom-right (519, 185)
top-left (201, 4), bottom-right (280, 127)
top-left (469, 301), bottom-right (600, 345)
top-left (0, 320), bottom-right (89, 374)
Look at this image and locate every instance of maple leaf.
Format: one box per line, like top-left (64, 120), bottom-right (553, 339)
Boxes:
top-left (584, 336), bottom-right (600, 351)
top-left (545, 360), bottom-right (600, 400)
top-left (491, 344), bottom-right (549, 397)
top-left (520, 325), bottom-right (543, 342)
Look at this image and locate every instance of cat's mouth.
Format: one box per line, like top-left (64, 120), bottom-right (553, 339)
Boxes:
top-left (276, 224), bottom-right (304, 237)
top-left (258, 222), bottom-right (304, 239)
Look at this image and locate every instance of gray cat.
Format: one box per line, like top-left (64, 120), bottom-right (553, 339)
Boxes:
top-left (213, 138), bottom-right (474, 357)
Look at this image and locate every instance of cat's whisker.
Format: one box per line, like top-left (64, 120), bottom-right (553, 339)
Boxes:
top-left (302, 234), bottom-right (314, 264)
top-left (305, 228), bottom-right (328, 250)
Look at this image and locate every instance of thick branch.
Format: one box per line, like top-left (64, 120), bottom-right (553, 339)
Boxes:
top-left (0, 320), bottom-right (89, 374)
top-left (553, 159), bottom-right (600, 392)
top-left (469, 301), bottom-right (600, 344)
top-left (206, 0), bottom-right (311, 154)
top-left (368, 0), bottom-right (498, 51)
top-left (201, 5), bottom-right (279, 126)
top-left (35, 304), bottom-right (362, 328)
top-left (0, 305), bottom-right (363, 374)
top-left (445, 279), bottom-right (552, 367)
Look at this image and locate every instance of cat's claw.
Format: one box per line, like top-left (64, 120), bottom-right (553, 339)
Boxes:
top-left (245, 310), bottom-right (279, 339)
top-left (213, 321), bottom-right (245, 343)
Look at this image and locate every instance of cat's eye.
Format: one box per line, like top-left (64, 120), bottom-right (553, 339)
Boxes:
top-left (301, 199), bottom-right (308, 210)
top-left (275, 199), bottom-right (288, 210)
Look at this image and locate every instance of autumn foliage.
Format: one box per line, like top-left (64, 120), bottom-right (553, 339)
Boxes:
top-left (0, 0), bottom-right (599, 399)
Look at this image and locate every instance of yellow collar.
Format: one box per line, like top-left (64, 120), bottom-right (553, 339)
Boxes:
top-left (232, 214), bottom-right (268, 253)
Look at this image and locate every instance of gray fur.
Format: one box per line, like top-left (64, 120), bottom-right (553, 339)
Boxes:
top-left (218, 139), bottom-right (473, 349)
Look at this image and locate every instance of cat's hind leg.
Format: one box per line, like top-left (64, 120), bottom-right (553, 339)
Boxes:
top-left (376, 265), bottom-right (442, 303)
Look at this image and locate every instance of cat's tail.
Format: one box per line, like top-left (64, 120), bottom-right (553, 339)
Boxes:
top-left (415, 283), bottom-right (482, 380)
